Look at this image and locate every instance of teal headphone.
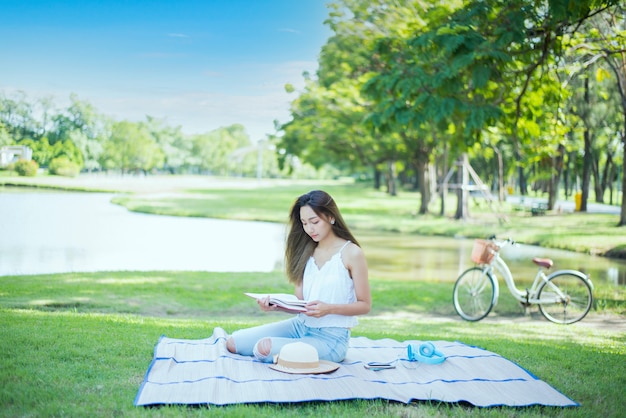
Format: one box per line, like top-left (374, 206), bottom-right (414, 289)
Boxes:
top-left (407, 342), bottom-right (446, 365)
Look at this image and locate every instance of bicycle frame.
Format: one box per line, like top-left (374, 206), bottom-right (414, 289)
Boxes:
top-left (485, 248), bottom-right (592, 306)
top-left (492, 255), bottom-right (544, 304)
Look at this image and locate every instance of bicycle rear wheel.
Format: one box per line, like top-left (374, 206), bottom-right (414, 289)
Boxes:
top-left (453, 267), bottom-right (496, 321)
top-left (537, 272), bottom-right (593, 324)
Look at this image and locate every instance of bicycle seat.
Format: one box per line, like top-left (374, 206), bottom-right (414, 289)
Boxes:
top-left (532, 258), bottom-right (553, 269)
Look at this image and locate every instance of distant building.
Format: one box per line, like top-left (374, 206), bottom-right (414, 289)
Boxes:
top-left (0, 145), bottom-right (33, 168)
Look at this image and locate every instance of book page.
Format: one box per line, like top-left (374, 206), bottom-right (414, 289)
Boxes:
top-left (244, 293), bottom-right (307, 312)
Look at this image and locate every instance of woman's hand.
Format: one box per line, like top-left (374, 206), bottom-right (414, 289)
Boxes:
top-left (257, 296), bottom-right (275, 312)
top-left (304, 300), bottom-right (331, 318)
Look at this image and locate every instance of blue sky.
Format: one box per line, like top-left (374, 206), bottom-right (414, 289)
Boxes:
top-left (0, 0), bottom-right (332, 140)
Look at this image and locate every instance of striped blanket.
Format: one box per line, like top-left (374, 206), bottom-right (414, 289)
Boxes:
top-left (134, 327), bottom-right (576, 408)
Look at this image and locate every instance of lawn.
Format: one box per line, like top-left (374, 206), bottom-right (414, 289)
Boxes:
top-left (1, 271), bottom-right (624, 417)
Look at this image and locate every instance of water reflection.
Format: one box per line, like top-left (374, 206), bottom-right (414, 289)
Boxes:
top-left (359, 231), bottom-right (626, 286)
top-left (1, 189), bottom-right (624, 287)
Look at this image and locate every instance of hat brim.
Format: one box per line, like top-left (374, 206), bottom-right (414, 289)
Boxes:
top-left (269, 360), bottom-right (340, 375)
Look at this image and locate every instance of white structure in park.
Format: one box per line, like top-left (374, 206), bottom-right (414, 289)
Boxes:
top-left (0, 145), bottom-right (33, 168)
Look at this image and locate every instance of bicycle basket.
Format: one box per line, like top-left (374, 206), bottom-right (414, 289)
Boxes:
top-left (471, 239), bottom-right (498, 264)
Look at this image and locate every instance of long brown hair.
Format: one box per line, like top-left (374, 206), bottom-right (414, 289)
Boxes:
top-left (285, 190), bottom-right (359, 284)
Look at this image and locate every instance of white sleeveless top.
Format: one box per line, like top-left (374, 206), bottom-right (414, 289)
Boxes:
top-left (299, 241), bottom-right (358, 328)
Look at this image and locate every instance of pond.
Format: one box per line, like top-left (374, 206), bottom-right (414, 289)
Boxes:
top-left (0, 190), bottom-right (285, 275)
top-left (1, 189), bottom-right (624, 287)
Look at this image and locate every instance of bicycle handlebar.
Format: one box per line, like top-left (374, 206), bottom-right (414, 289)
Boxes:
top-left (487, 236), bottom-right (517, 248)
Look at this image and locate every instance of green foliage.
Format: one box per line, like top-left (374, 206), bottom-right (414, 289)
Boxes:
top-left (190, 124), bottom-right (252, 175)
top-left (548, 0), bottom-right (624, 24)
top-left (145, 116), bottom-right (189, 174)
top-left (279, 76), bottom-right (390, 174)
top-left (53, 139), bottom-right (84, 167)
top-left (0, 91), bottom-right (38, 142)
top-left (0, 91), bottom-right (275, 178)
top-left (367, 0), bottom-right (525, 140)
top-left (48, 156), bottom-right (80, 177)
top-left (12, 159), bottom-right (38, 176)
top-left (18, 137), bottom-right (54, 167)
top-left (102, 120), bottom-right (164, 173)
top-left (0, 122), bottom-right (12, 146)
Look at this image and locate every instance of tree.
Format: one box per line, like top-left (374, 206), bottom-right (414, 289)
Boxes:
top-left (280, 1), bottom-right (400, 189)
top-left (0, 91), bottom-right (39, 142)
top-left (145, 116), bottom-right (190, 174)
top-left (50, 95), bottom-right (107, 171)
top-left (18, 137), bottom-right (54, 167)
top-left (0, 122), bottom-right (13, 147)
top-left (103, 120), bottom-right (163, 174)
top-left (281, 0), bottom-right (447, 195)
top-left (364, 0), bottom-right (505, 216)
top-left (566, 3), bottom-right (626, 224)
top-left (50, 138), bottom-right (84, 168)
top-left (190, 124), bottom-right (251, 175)
top-left (280, 75), bottom-right (397, 184)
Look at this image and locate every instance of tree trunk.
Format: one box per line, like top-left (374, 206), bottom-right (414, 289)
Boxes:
top-left (516, 150), bottom-right (527, 195)
top-left (581, 77), bottom-right (592, 212)
top-left (548, 144), bottom-right (565, 210)
top-left (493, 146), bottom-right (504, 202)
top-left (591, 153), bottom-right (604, 203)
top-left (386, 160), bottom-right (397, 196)
top-left (454, 154), bottom-right (469, 219)
top-left (617, 133), bottom-right (626, 226)
top-left (581, 126), bottom-right (591, 212)
top-left (563, 150), bottom-right (571, 199)
top-left (415, 157), bottom-right (429, 214)
top-left (373, 167), bottom-right (382, 190)
top-left (600, 153), bottom-right (612, 204)
top-left (439, 145), bottom-right (449, 216)
top-left (606, 155), bottom-right (616, 205)
top-left (428, 162), bottom-right (437, 206)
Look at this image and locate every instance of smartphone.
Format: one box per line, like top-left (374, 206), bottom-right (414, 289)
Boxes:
top-left (364, 362), bottom-right (396, 370)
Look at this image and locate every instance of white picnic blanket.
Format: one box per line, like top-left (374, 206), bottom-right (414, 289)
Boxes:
top-left (134, 328), bottom-right (577, 408)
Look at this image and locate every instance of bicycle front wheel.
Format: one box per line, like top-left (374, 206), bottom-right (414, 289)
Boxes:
top-left (453, 267), bottom-right (496, 321)
top-left (537, 272), bottom-right (593, 324)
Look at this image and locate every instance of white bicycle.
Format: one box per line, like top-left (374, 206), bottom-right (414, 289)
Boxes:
top-left (453, 237), bottom-right (594, 324)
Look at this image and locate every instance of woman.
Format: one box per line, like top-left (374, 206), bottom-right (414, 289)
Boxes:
top-left (226, 190), bottom-right (371, 363)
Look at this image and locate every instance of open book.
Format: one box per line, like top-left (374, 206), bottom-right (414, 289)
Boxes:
top-left (244, 293), bottom-right (308, 313)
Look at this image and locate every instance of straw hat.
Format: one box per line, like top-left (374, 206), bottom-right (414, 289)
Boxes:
top-left (269, 342), bottom-right (340, 374)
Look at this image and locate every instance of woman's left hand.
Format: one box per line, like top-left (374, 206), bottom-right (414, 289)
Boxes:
top-left (304, 300), bottom-right (330, 317)
top-left (257, 296), bottom-right (275, 312)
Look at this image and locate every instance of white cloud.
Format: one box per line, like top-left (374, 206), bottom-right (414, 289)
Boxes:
top-left (2, 58), bottom-right (318, 141)
top-left (100, 90), bottom-right (288, 139)
top-left (278, 28), bottom-right (300, 34)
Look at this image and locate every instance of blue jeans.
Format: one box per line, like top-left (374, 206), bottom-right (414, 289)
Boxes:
top-left (230, 316), bottom-right (350, 363)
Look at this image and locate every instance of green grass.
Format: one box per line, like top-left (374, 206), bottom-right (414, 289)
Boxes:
top-left (1, 271), bottom-right (625, 417)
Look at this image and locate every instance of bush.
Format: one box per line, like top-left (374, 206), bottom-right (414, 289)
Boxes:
top-left (13, 159), bottom-right (38, 177)
top-left (49, 156), bottom-right (80, 177)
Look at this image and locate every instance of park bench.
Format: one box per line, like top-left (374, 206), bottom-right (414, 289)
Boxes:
top-left (530, 202), bottom-right (548, 216)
